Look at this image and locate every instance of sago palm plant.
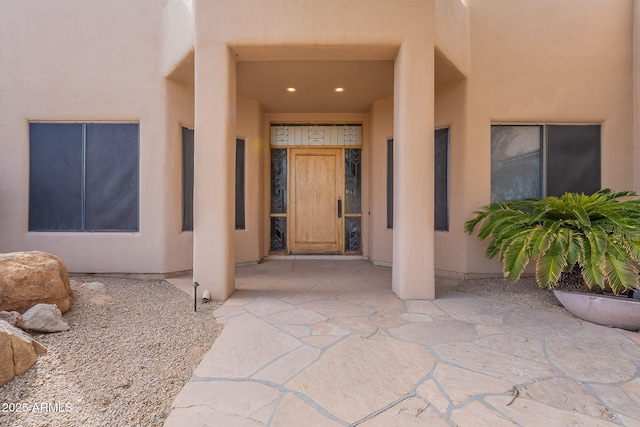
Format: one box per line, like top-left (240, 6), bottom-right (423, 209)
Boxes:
top-left (464, 189), bottom-right (640, 295)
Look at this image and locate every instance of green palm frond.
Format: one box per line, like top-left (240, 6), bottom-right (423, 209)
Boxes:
top-left (580, 233), bottom-right (605, 288)
top-left (536, 238), bottom-right (568, 288)
top-left (464, 189), bottom-right (640, 294)
top-left (501, 231), bottom-right (533, 280)
top-left (562, 228), bottom-right (583, 268)
top-left (602, 242), bottom-right (638, 293)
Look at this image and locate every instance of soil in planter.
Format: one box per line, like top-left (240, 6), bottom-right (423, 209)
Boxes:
top-left (556, 265), bottom-right (605, 294)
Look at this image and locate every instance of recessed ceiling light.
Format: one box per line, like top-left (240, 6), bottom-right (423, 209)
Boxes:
top-left (287, 87), bottom-right (297, 93)
top-left (335, 87), bottom-right (345, 93)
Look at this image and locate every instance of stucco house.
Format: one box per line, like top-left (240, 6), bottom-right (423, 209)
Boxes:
top-left (1, 0), bottom-right (639, 301)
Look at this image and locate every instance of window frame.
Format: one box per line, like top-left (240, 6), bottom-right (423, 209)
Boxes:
top-left (491, 123), bottom-right (601, 202)
top-left (28, 121), bottom-right (140, 233)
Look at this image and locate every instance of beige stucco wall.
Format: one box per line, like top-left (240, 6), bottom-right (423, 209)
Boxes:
top-left (163, 0), bottom-right (195, 79)
top-left (163, 78), bottom-right (195, 273)
top-left (0, 0), bottom-right (173, 273)
top-left (434, 80), bottom-right (469, 276)
top-left (235, 97), bottom-right (265, 264)
top-left (635, 0), bottom-right (640, 192)
top-left (435, 0), bottom-right (470, 78)
top-left (368, 97), bottom-right (394, 265)
top-left (463, 0), bottom-right (634, 274)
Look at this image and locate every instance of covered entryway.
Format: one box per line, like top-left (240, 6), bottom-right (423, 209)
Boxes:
top-left (190, 0), bottom-right (453, 301)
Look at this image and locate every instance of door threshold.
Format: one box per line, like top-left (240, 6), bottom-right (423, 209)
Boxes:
top-left (264, 255), bottom-right (367, 261)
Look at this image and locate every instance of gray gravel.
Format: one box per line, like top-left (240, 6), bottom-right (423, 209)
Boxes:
top-left (452, 275), bottom-right (570, 315)
top-left (0, 277), bottom-right (222, 427)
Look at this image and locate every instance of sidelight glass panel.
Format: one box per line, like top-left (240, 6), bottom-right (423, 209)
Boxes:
top-left (270, 149), bottom-right (287, 213)
top-left (491, 125), bottom-right (542, 202)
top-left (345, 217), bottom-right (362, 252)
top-left (270, 217), bottom-right (287, 252)
top-left (345, 149), bottom-right (362, 214)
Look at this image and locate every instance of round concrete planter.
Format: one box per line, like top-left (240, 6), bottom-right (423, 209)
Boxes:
top-left (553, 290), bottom-right (640, 331)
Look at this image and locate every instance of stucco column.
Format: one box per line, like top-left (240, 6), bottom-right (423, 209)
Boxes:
top-left (193, 42), bottom-right (236, 300)
top-left (392, 39), bottom-right (436, 299)
top-left (634, 0), bottom-right (640, 192)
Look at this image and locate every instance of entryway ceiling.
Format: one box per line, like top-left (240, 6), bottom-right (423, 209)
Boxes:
top-left (168, 46), bottom-right (465, 113)
top-left (237, 60), bottom-right (395, 113)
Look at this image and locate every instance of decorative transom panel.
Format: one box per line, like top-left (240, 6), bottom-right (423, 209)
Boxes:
top-left (271, 124), bottom-right (362, 146)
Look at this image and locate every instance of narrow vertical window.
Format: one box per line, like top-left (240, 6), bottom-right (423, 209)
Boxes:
top-left (182, 127), bottom-right (194, 231)
top-left (235, 138), bottom-right (245, 230)
top-left (434, 128), bottom-right (449, 231)
top-left (386, 138), bottom-right (394, 229)
top-left (345, 148), bottom-right (362, 252)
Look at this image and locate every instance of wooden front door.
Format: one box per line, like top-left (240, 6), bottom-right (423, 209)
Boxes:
top-left (290, 148), bottom-right (342, 253)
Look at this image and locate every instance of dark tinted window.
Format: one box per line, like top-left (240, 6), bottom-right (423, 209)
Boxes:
top-left (85, 124), bottom-right (139, 231)
top-left (547, 125), bottom-right (600, 196)
top-left (387, 138), bottom-right (393, 229)
top-left (235, 139), bottom-right (245, 230)
top-left (435, 128), bottom-right (449, 231)
top-left (29, 122), bottom-right (139, 232)
top-left (182, 127), bottom-right (194, 231)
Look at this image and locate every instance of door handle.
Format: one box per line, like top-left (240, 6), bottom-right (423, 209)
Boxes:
top-left (338, 198), bottom-right (342, 218)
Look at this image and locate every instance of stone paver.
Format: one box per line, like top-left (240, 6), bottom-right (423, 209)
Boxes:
top-left (166, 260), bottom-right (640, 426)
top-left (520, 378), bottom-right (608, 418)
top-left (449, 401), bottom-right (516, 426)
top-left (358, 397), bottom-right (449, 427)
top-left (192, 314), bottom-right (301, 378)
top-left (484, 395), bottom-right (620, 427)
top-left (165, 380), bottom-right (281, 427)
top-left (431, 342), bottom-right (558, 384)
top-left (415, 379), bottom-right (450, 415)
top-left (389, 320), bottom-right (477, 345)
top-left (432, 363), bottom-right (514, 405)
top-left (253, 345), bottom-right (321, 384)
top-left (286, 335), bottom-right (435, 423)
top-left (271, 394), bottom-right (343, 427)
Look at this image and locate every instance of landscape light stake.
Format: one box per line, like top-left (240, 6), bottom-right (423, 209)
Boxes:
top-left (192, 281), bottom-right (200, 312)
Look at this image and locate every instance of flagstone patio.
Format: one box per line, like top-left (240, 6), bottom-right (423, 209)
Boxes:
top-left (165, 260), bottom-right (640, 426)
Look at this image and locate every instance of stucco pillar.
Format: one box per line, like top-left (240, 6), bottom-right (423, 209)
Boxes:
top-left (392, 39), bottom-right (436, 299)
top-left (634, 0), bottom-right (640, 192)
top-left (193, 43), bottom-right (236, 300)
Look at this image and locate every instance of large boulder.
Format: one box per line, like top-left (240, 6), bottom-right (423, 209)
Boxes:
top-left (0, 251), bottom-right (73, 313)
top-left (0, 320), bottom-right (47, 386)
